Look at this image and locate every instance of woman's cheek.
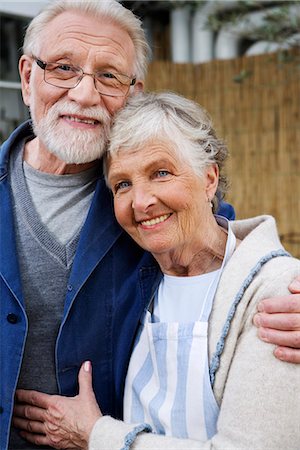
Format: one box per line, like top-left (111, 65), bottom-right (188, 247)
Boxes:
top-left (114, 199), bottom-right (131, 229)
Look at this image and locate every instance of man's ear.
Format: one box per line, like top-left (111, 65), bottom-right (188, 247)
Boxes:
top-left (19, 55), bottom-right (33, 106)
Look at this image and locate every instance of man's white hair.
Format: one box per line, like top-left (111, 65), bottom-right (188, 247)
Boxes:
top-left (23, 0), bottom-right (151, 80)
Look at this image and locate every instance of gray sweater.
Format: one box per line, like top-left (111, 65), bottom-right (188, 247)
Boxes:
top-left (89, 215), bottom-right (300, 450)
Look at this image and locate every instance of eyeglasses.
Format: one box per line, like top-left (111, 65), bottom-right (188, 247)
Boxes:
top-left (33, 57), bottom-right (136, 98)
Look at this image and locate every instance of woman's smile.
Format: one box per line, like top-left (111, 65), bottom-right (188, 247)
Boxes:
top-left (138, 213), bottom-right (172, 228)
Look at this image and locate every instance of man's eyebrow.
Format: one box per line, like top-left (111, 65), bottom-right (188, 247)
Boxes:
top-left (45, 53), bottom-right (74, 62)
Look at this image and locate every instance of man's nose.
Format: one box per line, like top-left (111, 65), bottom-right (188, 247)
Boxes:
top-left (67, 73), bottom-right (101, 107)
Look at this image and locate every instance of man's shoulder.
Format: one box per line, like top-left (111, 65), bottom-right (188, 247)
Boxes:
top-left (217, 200), bottom-right (235, 220)
top-left (0, 121), bottom-right (33, 166)
top-left (1, 121), bottom-right (33, 149)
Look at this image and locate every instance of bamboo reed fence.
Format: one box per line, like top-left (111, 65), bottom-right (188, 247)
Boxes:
top-left (145, 50), bottom-right (300, 257)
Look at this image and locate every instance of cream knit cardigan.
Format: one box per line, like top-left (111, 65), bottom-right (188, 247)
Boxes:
top-left (89, 215), bottom-right (300, 450)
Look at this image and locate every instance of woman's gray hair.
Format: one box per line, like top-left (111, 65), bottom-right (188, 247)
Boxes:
top-left (106, 91), bottom-right (229, 211)
top-left (23, 0), bottom-right (151, 80)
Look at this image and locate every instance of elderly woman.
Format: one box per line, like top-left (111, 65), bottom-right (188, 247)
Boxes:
top-left (14, 92), bottom-right (300, 449)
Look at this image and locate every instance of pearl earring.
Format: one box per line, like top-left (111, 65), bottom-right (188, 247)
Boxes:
top-left (207, 197), bottom-right (213, 208)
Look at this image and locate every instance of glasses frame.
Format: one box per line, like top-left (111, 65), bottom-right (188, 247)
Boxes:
top-left (33, 57), bottom-right (136, 98)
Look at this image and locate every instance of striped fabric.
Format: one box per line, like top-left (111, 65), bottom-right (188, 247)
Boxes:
top-left (124, 218), bottom-right (236, 441)
top-left (124, 312), bottom-right (219, 440)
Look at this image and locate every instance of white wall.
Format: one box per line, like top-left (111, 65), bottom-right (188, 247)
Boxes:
top-left (0, 1), bottom-right (48, 18)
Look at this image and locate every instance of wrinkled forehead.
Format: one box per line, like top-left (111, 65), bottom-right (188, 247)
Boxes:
top-left (106, 139), bottom-right (188, 175)
top-left (37, 10), bottom-right (136, 71)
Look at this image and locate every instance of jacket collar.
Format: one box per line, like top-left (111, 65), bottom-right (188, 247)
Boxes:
top-left (0, 120), bottom-right (33, 178)
top-left (138, 263), bottom-right (163, 312)
top-left (67, 176), bottom-right (124, 293)
top-left (0, 121), bottom-right (34, 304)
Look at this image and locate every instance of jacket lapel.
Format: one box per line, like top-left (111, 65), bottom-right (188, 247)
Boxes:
top-left (0, 153), bottom-right (24, 306)
top-left (67, 177), bottom-right (123, 298)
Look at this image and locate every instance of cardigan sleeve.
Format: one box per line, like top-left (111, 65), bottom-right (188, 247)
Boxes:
top-left (89, 263), bottom-right (300, 450)
top-left (205, 266), bottom-right (300, 449)
top-left (89, 416), bottom-right (204, 450)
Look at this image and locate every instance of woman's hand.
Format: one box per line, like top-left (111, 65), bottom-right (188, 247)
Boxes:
top-left (254, 276), bottom-right (300, 363)
top-left (13, 361), bottom-right (101, 449)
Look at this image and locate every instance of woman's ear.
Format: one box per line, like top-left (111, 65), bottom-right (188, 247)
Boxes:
top-left (205, 163), bottom-right (219, 200)
top-left (133, 79), bottom-right (144, 94)
top-left (19, 55), bottom-right (33, 106)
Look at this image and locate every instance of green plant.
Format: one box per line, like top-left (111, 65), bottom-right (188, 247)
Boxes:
top-left (206, 0), bottom-right (300, 46)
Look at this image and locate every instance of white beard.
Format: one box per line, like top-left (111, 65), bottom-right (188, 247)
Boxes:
top-left (30, 97), bottom-right (111, 164)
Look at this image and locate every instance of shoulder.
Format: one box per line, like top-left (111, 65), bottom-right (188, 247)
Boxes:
top-left (1, 121), bottom-right (33, 163)
top-left (229, 214), bottom-right (299, 299)
top-left (209, 216), bottom-right (300, 375)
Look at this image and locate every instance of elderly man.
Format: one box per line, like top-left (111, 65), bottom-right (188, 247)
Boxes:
top-left (0, 1), bottom-right (299, 449)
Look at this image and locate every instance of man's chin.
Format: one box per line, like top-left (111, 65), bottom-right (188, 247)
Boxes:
top-left (47, 142), bottom-right (105, 165)
top-left (33, 118), bottom-right (107, 164)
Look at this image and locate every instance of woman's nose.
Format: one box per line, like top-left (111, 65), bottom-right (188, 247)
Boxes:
top-left (132, 187), bottom-right (156, 212)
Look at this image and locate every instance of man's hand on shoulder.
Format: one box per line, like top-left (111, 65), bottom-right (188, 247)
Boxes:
top-left (253, 276), bottom-right (300, 363)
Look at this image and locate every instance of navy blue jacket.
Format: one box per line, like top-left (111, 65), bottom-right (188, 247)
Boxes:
top-left (0, 122), bottom-right (234, 449)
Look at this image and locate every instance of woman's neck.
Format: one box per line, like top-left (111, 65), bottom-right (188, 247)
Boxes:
top-left (154, 222), bottom-right (228, 277)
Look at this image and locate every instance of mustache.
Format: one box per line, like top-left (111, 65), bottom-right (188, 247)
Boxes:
top-left (43, 98), bottom-right (111, 124)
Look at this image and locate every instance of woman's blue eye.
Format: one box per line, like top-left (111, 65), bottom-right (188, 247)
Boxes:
top-left (156, 170), bottom-right (170, 177)
top-left (115, 181), bottom-right (131, 192)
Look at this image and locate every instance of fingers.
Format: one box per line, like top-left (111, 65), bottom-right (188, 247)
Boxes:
top-left (18, 430), bottom-right (52, 448)
top-left (14, 402), bottom-right (47, 422)
top-left (289, 276), bottom-right (300, 294)
top-left (254, 312), bottom-right (300, 331)
top-left (13, 396), bottom-right (51, 446)
top-left (274, 346), bottom-right (300, 364)
top-left (257, 294), bottom-right (300, 314)
top-left (78, 361), bottom-right (94, 398)
top-left (254, 293), bottom-right (300, 353)
top-left (258, 327), bottom-right (300, 348)
top-left (13, 414), bottom-right (76, 449)
top-left (15, 389), bottom-right (52, 409)
top-left (13, 372), bottom-right (99, 449)
top-left (12, 411), bottom-right (51, 448)
top-left (12, 415), bottom-right (45, 435)
top-left (13, 388), bottom-right (86, 449)
top-left (18, 428), bottom-right (69, 449)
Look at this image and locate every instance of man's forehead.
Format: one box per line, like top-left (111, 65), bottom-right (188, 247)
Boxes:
top-left (39, 10), bottom-right (135, 65)
top-left (42, 10), bottom-right (123, 34)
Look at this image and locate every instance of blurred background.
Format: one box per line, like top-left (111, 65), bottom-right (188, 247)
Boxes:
top-left (1, 0), bottom-right (299, 256)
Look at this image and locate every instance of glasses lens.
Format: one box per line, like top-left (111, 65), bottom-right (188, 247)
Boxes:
top-left (44, 64), bottom-right (131, 97)
top-left (95, 72), bottom-right (130, 97)
top-left (45, 64), bottom-right (81, 88)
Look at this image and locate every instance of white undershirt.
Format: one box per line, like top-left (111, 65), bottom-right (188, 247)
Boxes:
top-left (152, 216), bottom-right (236, 324)
top-left (153, 269), bottom-right (221, 323)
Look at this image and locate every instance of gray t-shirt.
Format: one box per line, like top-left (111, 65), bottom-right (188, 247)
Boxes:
top-left (23, 159), bottom-right (99, 245)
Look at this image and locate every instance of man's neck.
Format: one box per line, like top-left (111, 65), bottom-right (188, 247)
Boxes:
top-left (23, 137), bottom-right (98, 175)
